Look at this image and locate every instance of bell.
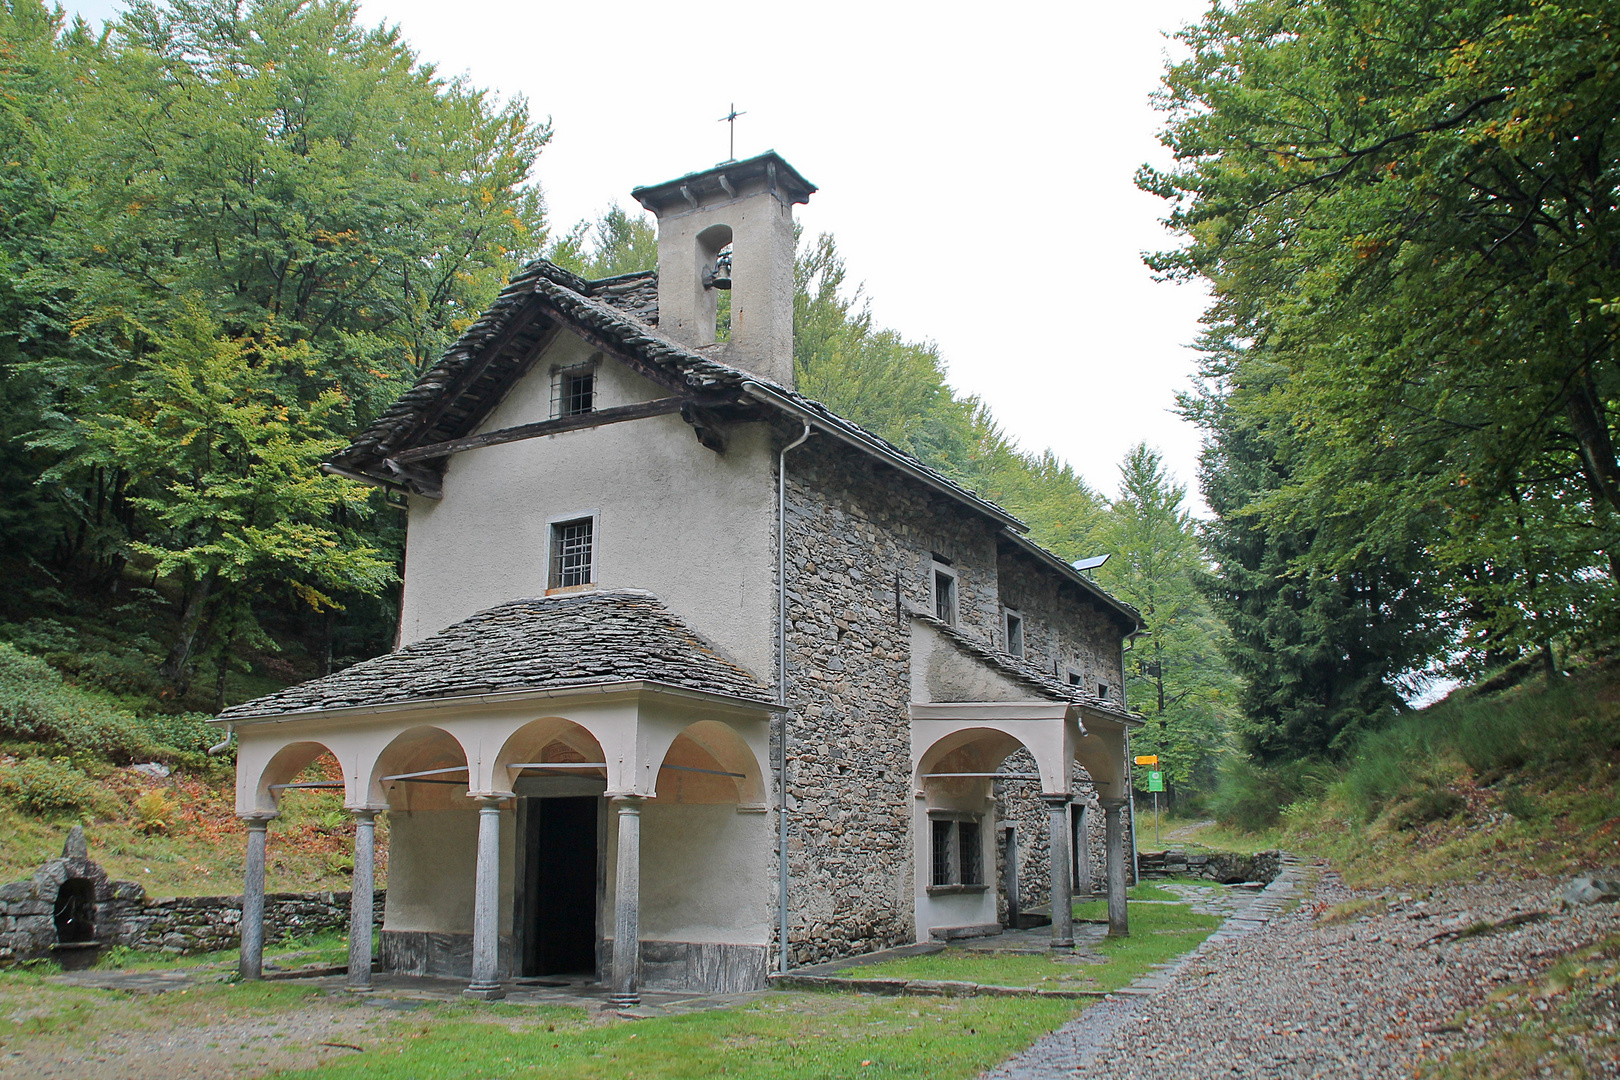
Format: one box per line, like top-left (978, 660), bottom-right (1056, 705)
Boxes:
top-left (704, 250), bottom-right (733, 291)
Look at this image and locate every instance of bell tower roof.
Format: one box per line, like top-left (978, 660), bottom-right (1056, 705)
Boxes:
top-left (631, 151), bottom-right (816, 217)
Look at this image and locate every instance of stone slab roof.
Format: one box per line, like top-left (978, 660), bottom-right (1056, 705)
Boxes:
top-left (912, 612), bottom-right (1140, 724)
top-left (218, 590), bottom-right (773, 721)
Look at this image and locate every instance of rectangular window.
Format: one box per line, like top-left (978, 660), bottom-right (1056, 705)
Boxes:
top-left (1098, 683), bottom-right (1110, 701)
top-left (932, 565), bottom-right (958, 626)
top-left (931, 819), bottom-right (954, 887)
top-left (1067, 670), bottom-right (1083, 687)
top-left (551, 362), bottom-right (596, 418)
top-left (549, 518), bottom-right (594, 588)
top-left (929, 814), bottom-right (985, 890)
top-left (1004, 610), bottom-right (1024, 658)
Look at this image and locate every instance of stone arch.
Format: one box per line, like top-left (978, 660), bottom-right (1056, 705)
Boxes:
top-left (368, 726), bottom-right (472, 811)
top-left (654, 719), bottom-right (766, 809)
top-left (252, 740), bottom-right (343, 814)
top-left (915, 727), bottom-right (1037, 797)
top-left (493, 717), bottom-right (609, 793)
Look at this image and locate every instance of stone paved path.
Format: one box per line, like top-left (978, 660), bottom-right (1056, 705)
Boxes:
top-left (982, 857), bottom-right (1620, 1080)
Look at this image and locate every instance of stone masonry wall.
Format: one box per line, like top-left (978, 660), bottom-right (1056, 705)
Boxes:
top-left (779, 432), bottom-right (1005, 965)
top-left (1, 865), bottom-right (383, 963)
top-left (996, 543), bottom-right (1128, 699)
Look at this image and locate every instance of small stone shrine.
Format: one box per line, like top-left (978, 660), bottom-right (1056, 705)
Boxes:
top-left (0, 826), bottom-right (118, 969)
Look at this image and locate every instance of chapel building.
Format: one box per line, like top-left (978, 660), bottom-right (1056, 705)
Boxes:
top-left (215, 152), bottom-right (1145, 1004)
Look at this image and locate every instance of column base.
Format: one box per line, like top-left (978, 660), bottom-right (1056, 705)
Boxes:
top-left (346, 982), bottom-right (375, 994)
top-left (463, 984), bottom-right (507, 1001)
top-left (1048, 938), bottom-right (1075, 950)
top-left (607, 992), bottom-right (641, 1009)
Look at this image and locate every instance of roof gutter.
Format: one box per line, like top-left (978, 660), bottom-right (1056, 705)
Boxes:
top-left (739, 381), bottom-right (1028, 534)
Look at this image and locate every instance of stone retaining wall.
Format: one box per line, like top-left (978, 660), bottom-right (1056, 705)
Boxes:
top-left (1136, 849), bottom-right (1282, 884)
top-left (0, 832), bottom-right (382, 964)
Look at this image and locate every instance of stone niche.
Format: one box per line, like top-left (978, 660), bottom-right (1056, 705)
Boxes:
top-left (0, 826), bottom-right (117, 969)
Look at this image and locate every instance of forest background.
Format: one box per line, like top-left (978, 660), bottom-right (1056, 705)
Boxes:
top-left (3, 0), bottom-right (1614, 828)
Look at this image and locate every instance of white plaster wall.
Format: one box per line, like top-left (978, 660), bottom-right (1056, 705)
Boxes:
top-left (604, 803), bottom-right (772, 946)
top-left (398, 331), bottom-right (777, 681)
top-left (911, 791), bottom-right (1000, 936)
top-left (382, 804), bottom-right (516, 936)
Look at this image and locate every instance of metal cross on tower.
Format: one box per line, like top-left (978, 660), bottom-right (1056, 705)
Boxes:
top-left (718, 103), bottom-right (746, 162)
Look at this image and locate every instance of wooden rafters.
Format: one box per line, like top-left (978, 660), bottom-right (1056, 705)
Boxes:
top-left (391, 395), bottom-right (733, 464)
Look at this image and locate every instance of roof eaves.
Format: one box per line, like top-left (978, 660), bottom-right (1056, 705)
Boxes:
top-left (999, 530), bottom-right (1144, 630)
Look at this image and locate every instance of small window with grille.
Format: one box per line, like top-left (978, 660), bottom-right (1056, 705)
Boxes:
top-left (548, 518), bottom-right (594, 589)
top-left (551, 361), bottom-right (597, 418)
top-left (928, 813), bottom-right (986, 891)
top-left (931, 819), bottom-right (953, 887)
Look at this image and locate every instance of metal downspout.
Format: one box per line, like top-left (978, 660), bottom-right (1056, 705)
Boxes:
top-left (778, 420), bottom-right (812, 974)
top-left (1122, 637), bottom-right (1139, 884)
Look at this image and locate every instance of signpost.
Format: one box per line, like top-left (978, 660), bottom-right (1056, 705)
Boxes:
top-left (1135, 757), bottom-right (1166, 845)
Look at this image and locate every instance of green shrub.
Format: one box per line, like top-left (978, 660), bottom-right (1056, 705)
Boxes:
top-left (0, 643), bottom-right (214, 765)
top-left (1208, 756), bottom-right (1332, 830)
top-left (0, 757), bottom-right (111, 815)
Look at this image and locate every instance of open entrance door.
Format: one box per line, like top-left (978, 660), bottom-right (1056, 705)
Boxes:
top-left (515, 796), bottom-right (599, 977)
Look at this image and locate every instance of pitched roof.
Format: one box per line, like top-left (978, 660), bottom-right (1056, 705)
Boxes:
top-left (912, 612), bottom-right (1141, 724)
top-left (327, 258), bottom-right (1025, 530)
top-left (218, 590), bottom-right (773, 721)
top-left (329, 256), bottom-right (1142, 631)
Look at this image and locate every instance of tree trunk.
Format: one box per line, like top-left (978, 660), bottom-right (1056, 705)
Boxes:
top-left (159, 572), bottom-right (215, 694)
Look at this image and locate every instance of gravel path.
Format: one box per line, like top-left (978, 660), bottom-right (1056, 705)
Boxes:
top-left (985, 860), bottom-right (1620, 1080)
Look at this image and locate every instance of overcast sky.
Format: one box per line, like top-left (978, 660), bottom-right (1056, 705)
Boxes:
top-left (65, 0), bottom-right (1214, 504)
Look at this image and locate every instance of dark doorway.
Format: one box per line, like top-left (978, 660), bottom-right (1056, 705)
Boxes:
top-left (53, 879), bottom-right (95, 944)
top-left (517, 796), bottom-right (599, 976)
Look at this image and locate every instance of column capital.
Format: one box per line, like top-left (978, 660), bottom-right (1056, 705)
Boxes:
top-left (468, 793), bottom-right (513, 807)
top-left (349, 807), bottom-right (381, 823)
top-left (609, 793), bottom-right (646, 810)
top-left (1097, 796), bottom-right (1129, 811)
top-left (1039, 793), bottom-right (1072, 808)
top-left (240, 813), bottom-right (277, 829)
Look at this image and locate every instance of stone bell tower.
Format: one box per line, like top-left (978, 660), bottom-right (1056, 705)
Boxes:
top-left (632, 151), bottom-right (816, 389)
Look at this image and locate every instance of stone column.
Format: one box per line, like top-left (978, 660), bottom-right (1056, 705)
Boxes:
top-left (464, 797), bottom-right (506, 1000)
top-left (609, 795), bottom-right (644, 1008)
top-left (1042, 795), bottom-right (1073, 949)
top-left (239, 816), bottom-right (271, 980)
top-left (347, 809), bottom-right (378, 992)
top-left (1074, 803), bottom-right (1093, 897)
top-left (1100, 796), bottom-right (1130, 938)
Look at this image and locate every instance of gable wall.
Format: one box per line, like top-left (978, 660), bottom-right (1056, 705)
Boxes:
top-left (995, 545), bottom-right (1127, 698)
top-left (397, 331), bottom-right (777, 678)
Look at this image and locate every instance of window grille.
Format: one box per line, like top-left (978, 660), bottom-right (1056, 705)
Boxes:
top-left (552, 363), bottom-right (596, 418)
top-left (931, 820), bottom-right (954, 887)
top-left (1005, 612), bottom-right (1024, 658)
top-left (958, 820), bottom-right (982, 885)
top-left (549, 518), bottom-right (593, 588)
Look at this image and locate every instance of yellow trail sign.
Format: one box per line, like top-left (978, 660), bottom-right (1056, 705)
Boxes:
top-left (1134, 755), bottom-right (1159, 766)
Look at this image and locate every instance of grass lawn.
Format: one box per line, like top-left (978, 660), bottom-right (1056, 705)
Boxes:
top-left (0, 876), bottom-right (1231, 1078)
top-left (856, 900), bottom-right (1221, 994)
top-left (269, 993), bottom-right (1087, 1080)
